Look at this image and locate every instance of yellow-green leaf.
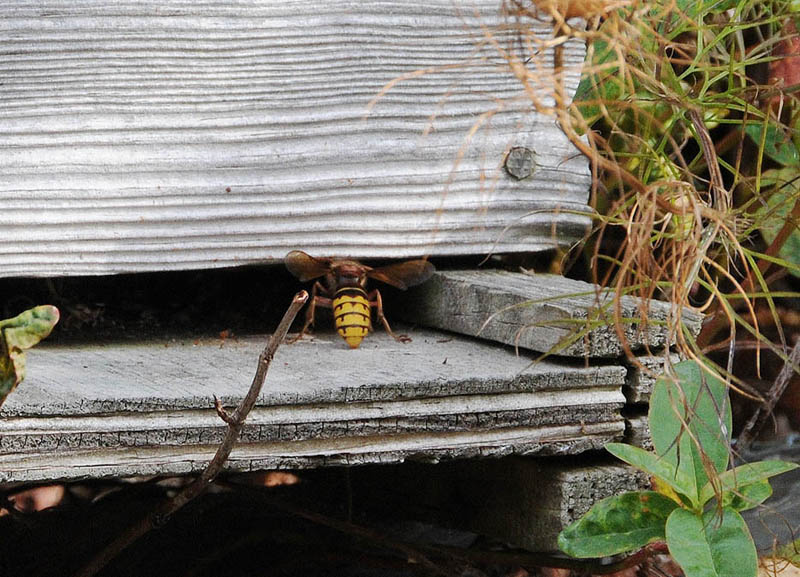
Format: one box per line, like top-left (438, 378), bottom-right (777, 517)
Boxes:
top-left (0, 305), bottom-right (60, 407)
top-left (558, 491), bottom-right (677, 558)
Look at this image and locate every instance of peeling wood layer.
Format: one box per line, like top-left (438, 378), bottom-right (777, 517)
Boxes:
top-left (0, 402), bottom-right (622, 452)
top-left (623, 413), bottom-right (652, 450)
top-left (0, 422), bottom-right (626, 483)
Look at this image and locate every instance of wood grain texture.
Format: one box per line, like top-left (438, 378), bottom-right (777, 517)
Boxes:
top-left (0, 330), bottom-right (626, 482)
top-left (0, 422), bottom-right (625, 483)
top-left (404, 270), bottom-right (704, 357)
top-left (0, 400), bottom-right (623, 451)
top-left (0, 0), bottom-right (591, 277)
top-left (3, 330), bottom-right (627, 416)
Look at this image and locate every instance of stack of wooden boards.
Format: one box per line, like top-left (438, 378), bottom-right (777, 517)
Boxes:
top-left (0, 270), bottom-right (701, 550)
top-left (0, 0), bottom-right (695, 552)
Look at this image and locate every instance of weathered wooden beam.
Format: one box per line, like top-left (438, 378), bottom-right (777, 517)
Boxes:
top-left (0, 330), bottom-right (627, 483)
top-left (0, 0), bottom-right (590, 277)
top-left (403, 270), bottom-right (703, 358)
top-left (458, 458), bottom-right (650, 551)
top-left (350, 457), bottom-right (649, 552)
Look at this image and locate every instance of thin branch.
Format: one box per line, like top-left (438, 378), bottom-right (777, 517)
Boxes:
top-left (74, 290), bottom-right (309, 577)
top-left (213, 395), bottom-right (236, 425)
top-left (737, 338), bottom-right (800, 451)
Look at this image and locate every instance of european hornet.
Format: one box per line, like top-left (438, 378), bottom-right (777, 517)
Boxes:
top-left (285, 250), bottom-right (434, 348)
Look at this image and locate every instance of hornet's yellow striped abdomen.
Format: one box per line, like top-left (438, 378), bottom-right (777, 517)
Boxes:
top-left (333, 287), bottom-right (371, 348)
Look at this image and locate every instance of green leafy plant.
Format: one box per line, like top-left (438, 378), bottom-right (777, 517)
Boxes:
top-left (496, 1), bottom-right (800, 392)
top-left (0, 305), bottom-right (60, 408)
top-left (558, 360), bottom-right (798, 577)
top-left (749, 117), bottom-right (800, 280)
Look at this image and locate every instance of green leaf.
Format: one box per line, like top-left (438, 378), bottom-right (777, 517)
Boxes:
top-left (720, 479), bottom-right (772, 512)
top-left (558, 491), bottom-right (677, 558)
top-left (666, 507), bottom-right (757, 577)
top-left (745, 122), bottom-right (800, 167)
top-left (574, 38), bottom-right (624, 127)
top-left (649, 361), bottom-right (732, 505)
top-left (0, 305), bottom-right (60, 407)
top-left (755, 169), bottom-right (800, 279)
top-left (606, 443), bottom-right (697, 504)
top-left (699, 460), bottom-right (798, 505)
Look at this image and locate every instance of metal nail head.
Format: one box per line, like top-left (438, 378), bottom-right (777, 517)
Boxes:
top-left (504, 147), bottom-right (536, 180)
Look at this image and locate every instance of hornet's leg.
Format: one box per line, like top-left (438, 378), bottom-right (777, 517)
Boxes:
top-left (368, 288), bottom-right (411, 343)
top-left (287, 281), bottom-right (332, 343)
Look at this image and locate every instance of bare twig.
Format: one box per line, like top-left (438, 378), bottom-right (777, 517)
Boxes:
top-left (213, 395), bottom-right (236, 425)
top-left (737, 338), bottom-right (800, 451)
top-left (74, 290), bottom-right (309, 577)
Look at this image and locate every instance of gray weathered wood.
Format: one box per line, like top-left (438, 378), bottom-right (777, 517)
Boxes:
top-left (624, 413), bottom-right (652, 450)
top-left (0, 0), bottom-right (591, 277)
top-left (0, 329), bottom-right (627, 482)
top-left (403, 270), bottom-right (704, 357)
top-left (0, 423), bottom-right (626, 484)
top-left (625, 351), bottom-right (682, 403)
top-left (0, 393), bottom-right (623, 451)
top-left (460, 458), bottom-right (649, 551)
top-left (355, 458), bottom-right (649, 552)
top-left (3, 330), bottom-right (628, 416)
